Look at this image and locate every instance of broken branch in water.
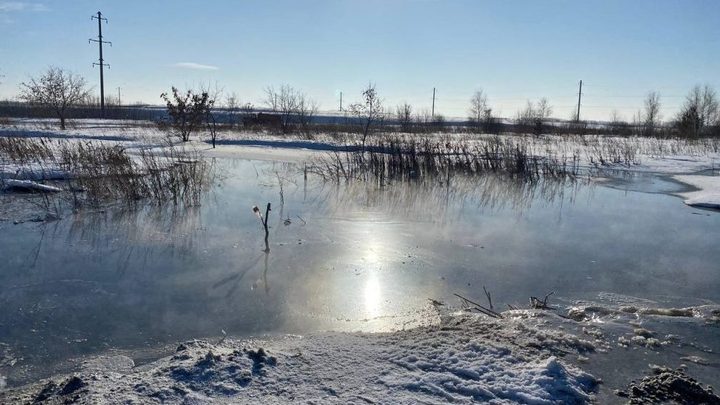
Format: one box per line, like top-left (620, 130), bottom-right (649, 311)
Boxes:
top-left (252, 203), bottom-right (272, 252)
top-left (483, 285), bottom-right (494, 310)
top-left (454, 293), bottom-right (503, 319)
top-left (530, 291), bottom-right (555, 310)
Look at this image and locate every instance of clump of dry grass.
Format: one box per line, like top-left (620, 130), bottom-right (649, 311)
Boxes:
top-left (0, 136), bottom-right (54, 164)
top-left (308, 135), bottom-right (580, 184)
top-left (0, 137), bottom-right (213, 210)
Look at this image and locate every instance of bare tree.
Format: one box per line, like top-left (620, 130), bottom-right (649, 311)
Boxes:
top-left (264, 86), bottom-right (279, 111)
top-left (536, 98), bottom-right (552, 120)
top-left (160, 87), bottom-right (214, 142)
top-left (226, 92), bottom-right (241, 128)
top-left (297, 92), bottom-right (319, 134)
top-left (264, 84), bottom-right (316, 133)
top-left (516, 98), bottom-right (552, 135)
top-left (349, 83), bottom-right (383, 146)
top-left (264, 84), bottom-right (301, 132)
top-left (677, 85), bottom-right (719, 137)
top-left (19, 67), bottom-right (90, 130)
top-left (277, 85), bottom-right (299, 132)
top-left (516, 101), bottom-right (535, 127)
top-left (468, 90), bottom-right (488, 130)
top-left (415, 108), bottom-right (433, 133)
top-left (609, 109), bottom-right (630, 135)
top-left (396, 103), bottom-right (413, 133)
top-left (643, 91), bottom-right (661, 136)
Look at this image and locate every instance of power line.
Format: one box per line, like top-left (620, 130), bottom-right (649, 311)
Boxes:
top-left (89, 11), bottom-right (111, 116)
top-left (576, 80), bottom-right (583, 122)
top-left (431, 87), bottom-right (436, 118)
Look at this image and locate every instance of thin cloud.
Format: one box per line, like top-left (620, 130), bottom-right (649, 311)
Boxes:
top-left (172, 62), bottom-right (219, 71)
top-left (0, 2), bottom-right (49, 13)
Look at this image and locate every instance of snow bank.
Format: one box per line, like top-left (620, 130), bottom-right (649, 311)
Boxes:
top-left (1, 179), bottom-right (62, 193)
top-left (0, 314), bottom-right (598, 404)
top-left (674, 174), bottom-right (720, 209)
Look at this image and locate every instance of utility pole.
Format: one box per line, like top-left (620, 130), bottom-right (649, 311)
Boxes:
top-left (90, 11), bottom-right (111, 117)
top-left (576, 80), bottom-right (583, 122)
top-left (339, 91), bottom-right (343, 112)
top-left (431, 87), bottom-right (436, 118)
top-left (117, 87), bottom-right (121, 106)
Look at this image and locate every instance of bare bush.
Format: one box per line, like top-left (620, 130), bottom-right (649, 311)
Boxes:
top-left (349, 83), bottom-right (384, 146)
top-left (160, 87), bottom-right (214, 142)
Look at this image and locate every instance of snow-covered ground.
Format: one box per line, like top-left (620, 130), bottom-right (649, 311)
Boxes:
top-left (0, 312), bottom-right (601, 404)
top-left (3, 298), bottom-right (719, 404)
top-left (2, 118), bottom-right (719, 175)
top-left (674, 174), bottom-right (720, 209)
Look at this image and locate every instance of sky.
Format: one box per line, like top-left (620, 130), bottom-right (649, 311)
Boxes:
top-left (0, 0), bottom-right (719, 121)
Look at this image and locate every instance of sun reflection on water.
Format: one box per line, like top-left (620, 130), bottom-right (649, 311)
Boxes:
top-left (363, 271), bottom-right (382, 319)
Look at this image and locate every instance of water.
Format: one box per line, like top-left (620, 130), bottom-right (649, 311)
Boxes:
top-left (1, 158), bottom-right (719, 387)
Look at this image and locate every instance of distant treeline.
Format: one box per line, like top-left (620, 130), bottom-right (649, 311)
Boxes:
top-left (1, 101), bottom-right (717, 138)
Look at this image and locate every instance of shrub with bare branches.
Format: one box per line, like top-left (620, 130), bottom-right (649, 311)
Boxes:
top-left (160, 87), bottom-right (214, 142)
top-left (349, 83), bottom-right (384, 146)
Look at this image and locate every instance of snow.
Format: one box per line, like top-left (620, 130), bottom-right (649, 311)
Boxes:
top-left (1, 179), bottom-right (62, 193)
top-left (0, 314), bottom-right (599, 404)
top-left (674, 174), bottom-right (720, 209)
top-left (3, 119), bottom-right (720, 176)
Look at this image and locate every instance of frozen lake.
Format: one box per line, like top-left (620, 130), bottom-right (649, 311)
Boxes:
top-left (1, 158), bottom-right (719, 388)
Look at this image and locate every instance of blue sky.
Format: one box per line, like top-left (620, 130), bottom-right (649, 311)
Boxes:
top-left (1, 0), bottom-right (719, 121)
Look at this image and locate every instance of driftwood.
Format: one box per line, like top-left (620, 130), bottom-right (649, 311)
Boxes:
top-left (454, 293), bottom-right (503, 319)
top-left (455, 289), bottom-right (562, 315)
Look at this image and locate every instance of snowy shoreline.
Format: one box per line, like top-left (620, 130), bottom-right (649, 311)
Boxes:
top-left (1, 313), bottom-right (602, 404)
top-left (2, 300), bottom-right (720, 404)
top-left (673, 174), bottom-right (720, 209)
